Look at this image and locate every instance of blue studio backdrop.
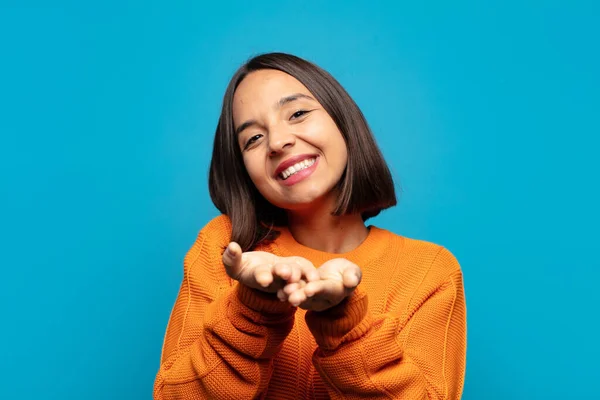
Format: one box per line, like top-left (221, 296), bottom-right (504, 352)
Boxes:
top-left (1, 1), bottom-right (598, 399)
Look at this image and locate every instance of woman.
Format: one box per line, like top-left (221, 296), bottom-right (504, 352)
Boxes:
top-left (154, 53), bottom-right (466, 399)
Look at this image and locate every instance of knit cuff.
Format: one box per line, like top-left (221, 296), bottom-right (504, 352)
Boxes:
top-left (236, 283), bottom-right (296, 316)
top-left (305, 286), bottom-right (372, 351)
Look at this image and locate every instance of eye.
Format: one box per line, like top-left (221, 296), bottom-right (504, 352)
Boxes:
top-left (290, 110), bottom-right (310, 120)
top-left (244, 134), bottom-right (262, 150)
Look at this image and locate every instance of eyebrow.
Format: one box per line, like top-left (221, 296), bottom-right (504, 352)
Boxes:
top-left (277, 93), bottom-right (315, 108)
top-left (235, 93), bottom-right (316, 136)
top-left (235, 120), bottom-right (258, 137)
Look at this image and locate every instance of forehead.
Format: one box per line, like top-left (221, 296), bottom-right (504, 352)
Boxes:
top-left (233, 69), bottom-right (311, 113)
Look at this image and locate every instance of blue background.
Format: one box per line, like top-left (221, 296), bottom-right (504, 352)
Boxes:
top-left (1, 1), bottom-right (598, 398)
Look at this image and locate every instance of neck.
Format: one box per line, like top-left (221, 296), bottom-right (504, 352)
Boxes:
top-left (286, 207), bottom-right (369, 254)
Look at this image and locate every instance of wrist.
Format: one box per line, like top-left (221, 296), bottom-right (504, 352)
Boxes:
top-left (236, 283), bottom-right (296, 315)
top-left (305, 286), bottom-right (371, 350)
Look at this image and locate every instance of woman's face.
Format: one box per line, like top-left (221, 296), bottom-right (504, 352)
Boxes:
top-left (232, 69), bottom-right (348, 212)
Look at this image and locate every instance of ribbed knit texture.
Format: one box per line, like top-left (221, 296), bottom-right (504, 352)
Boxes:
top-left (154, 215), bottom-right (467, 399)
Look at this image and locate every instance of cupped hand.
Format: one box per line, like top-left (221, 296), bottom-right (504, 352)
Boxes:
top-left (222, 242), bottom-right (320, 294)
top-left (281, 258), bottom-right (362, 311)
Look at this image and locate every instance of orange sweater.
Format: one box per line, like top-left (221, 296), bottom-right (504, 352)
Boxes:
top-left (154, 215), bottom-right (466, 399)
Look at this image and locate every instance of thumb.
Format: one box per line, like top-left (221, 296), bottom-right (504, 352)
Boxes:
top-left (222, 242), bottom-right (243, 270)
top-left (342, 264), bottom-right (362, 289)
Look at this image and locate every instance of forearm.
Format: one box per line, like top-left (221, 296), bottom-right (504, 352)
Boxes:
top-left (309, 304), bottom-right (430, 399)
top-left (154, 284), bottom-right (296, 399)
top-left (306, 276), bottom-right (466, 400)
top-left (305, 288), bottom-right (425, 400)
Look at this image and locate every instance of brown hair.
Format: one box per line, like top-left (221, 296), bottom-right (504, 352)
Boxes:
top-left (209, 52), bottom-right (397, 251)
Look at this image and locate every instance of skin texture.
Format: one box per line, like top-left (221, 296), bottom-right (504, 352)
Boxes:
top-left (222, 69), bottom-right (364, 311)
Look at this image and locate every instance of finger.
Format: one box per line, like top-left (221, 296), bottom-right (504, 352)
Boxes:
top-left (288, 262), bottom-right (302, 283)
top-left (282, 281), bottom-right (305, 295)
top-left (290, 257), bottom-right (320, 282)
top-left (222, 242), bottom-right (242, 269)
top-left (342, 266), bottom-right (361, 289)
top-left (288, 288), bottom-right (308, 307)
top-left (298, 262), bottom-right (319, 282)
top-left (273, 263), bottom-right (292, 281)
top-left (254, 264), bottom-right (274, 288)
top-left (303, 280), bottom-right (326, 298)
top-left (304, 267), bottom-right (320, 282)
top-left (276, 288), bottom-right (288, 302)
top-left (304, 279), bottom-right (345, 299)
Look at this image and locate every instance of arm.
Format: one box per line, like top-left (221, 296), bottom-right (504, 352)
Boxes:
top-left (154, 219), bottom-right (297, 400)
top-left (306, 247), bottom-right (466, 400)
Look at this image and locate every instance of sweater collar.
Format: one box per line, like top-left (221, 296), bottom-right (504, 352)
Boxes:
top-left (272, 225), bottom-right (392, 267)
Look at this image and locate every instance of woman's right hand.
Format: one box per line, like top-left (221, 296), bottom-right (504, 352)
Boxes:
top-left (222, 242), bottom-right (319, 294)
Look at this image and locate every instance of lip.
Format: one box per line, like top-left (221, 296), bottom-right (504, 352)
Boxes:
top-left (278, 156), bottom-right (319, 186)
top-left (274, 154), bottom-right (319, 178)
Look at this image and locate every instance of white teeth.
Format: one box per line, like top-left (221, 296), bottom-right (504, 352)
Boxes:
top-left (280, 158), bottom-right (316, 180)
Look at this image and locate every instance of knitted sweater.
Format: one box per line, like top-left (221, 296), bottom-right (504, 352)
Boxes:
top-left (154, 215), bottom-right (466, 399)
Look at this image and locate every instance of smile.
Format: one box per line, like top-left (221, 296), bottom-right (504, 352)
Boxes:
top-left (280, 158), bottom-right (317, 180)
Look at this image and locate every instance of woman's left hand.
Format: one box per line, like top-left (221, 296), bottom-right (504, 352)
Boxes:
top-left (279, 258), bottom-right (362, 312)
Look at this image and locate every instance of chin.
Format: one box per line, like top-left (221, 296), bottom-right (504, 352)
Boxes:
top-left (261, 181), bottom-right (338, 211)
top-left (273, 192), bottom-right (334, 212)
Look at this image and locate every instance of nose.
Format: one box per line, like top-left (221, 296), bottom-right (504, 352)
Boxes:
top-left (268, 127), bottom-right (296, 156)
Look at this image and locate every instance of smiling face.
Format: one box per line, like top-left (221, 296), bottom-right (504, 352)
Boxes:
top-left (232, 69), bottom-right (348, 212)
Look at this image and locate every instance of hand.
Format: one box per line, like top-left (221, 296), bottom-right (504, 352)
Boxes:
top-left (281, 258), bottom-right (362, 311)
top-left (222, 242), bottom-right (320, 294)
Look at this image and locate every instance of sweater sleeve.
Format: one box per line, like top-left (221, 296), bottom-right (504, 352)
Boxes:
top-left (305, 247), bottom-right (466, 400)
top-left (153, 217), bottom-right (297, 400)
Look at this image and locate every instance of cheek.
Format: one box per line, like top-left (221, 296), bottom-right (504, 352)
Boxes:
top-left (326, 127), bottom-right (348, 169)
top-left (243, 157), bottom-right (260, 183)
top-left (340, 143), bottom-right (349, 166)
top-left (243, 156), bottom-right (273, 193)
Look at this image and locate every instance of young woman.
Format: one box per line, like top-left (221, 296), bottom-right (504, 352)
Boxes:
top-left (154, 53), bottom-right (466, 399)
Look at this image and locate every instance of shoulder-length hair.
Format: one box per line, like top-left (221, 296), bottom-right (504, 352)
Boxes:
top-left (209, 52), bottom-right (397, 251)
